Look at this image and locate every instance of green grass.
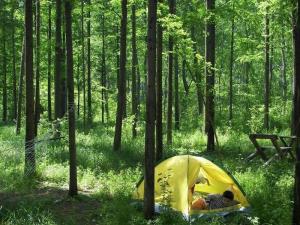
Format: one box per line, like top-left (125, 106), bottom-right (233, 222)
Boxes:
top-left (0, 120), bottom-right (295, 225)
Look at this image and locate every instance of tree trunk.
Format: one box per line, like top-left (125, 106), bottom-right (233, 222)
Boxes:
top-left (191, 27), bottom-right (203, 116)
top-left (34, 0), bottom-right (41, 136)
top-left (182, 59), bottom-right (189, 95)
top-left (229, 8), bottom-right (234, 123)
top-left (76, 54), bottom-right (80, 118)
top-left (12, 7), bottom-right (17, 121)
top-left (2, 20), bottom-right (7, 123)
top-left (174, 52), bottom-right (180, 130)
top-left (167, 0), bottom-right (175, 145)
top-left (269, 42), bottom-right (274, 93)
top-left (61, 13), bottom-right (67, 117)
top-left (47, 1), bottom-right (52, 121)
top-left (293, 1), bottom-right (300, 224)
top-left (113, 0), bottom-right (127, 151)
top-left (65, 0), bottom-right (78, 197)
top-left (143, 48), bottom-right (147, 101)
top-left (16, 38), bottom-right (25, 135)
top-left (281, 28), bottom-right (287, 104)
top-left (137, 53), bottom-right (141, 120)
top-left (55, 0), bottom-right (62, 120)
top-left (24, 0), bottom-right (35, 176)
top-left (156, 0), bottom-right (163, 161)
top-left (132, 4), bottom-right (138, 138)
top-left (144, 0), bottom-right (157, 219)
top-left (81, 0), bottom-right (86, 130)
top-left (101, 14), bottom-right (108, 123)
top-left (264, 7), bottom-right (270, 130)
top-left (87, 0), bottom-right (92, 124)
top-left (205, 0), bottom-right (215, 151)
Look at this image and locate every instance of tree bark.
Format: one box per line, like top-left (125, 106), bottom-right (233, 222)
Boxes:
top-left (24, 0), bottom-right (36, 176)
top-left (16, 38), bottom-right (25, 135)
top-left (47, 1), bottom-right (52, 121)
top-left (34, 0), bottom-right (41, 136)
top-left (101, 14), bottom-right (108, 123)
top-left (293, 1), bottom-right (300, 224)
top-left (191, 27), bottom-right (203, 116)
top-left (130, 4), bottom-right (138, 137)
top-left (205, 0), bottom-right (215, 151)
top-left (61, 12), bottom-right (67, 117)
top-left (182, 59), bottom-right (189, 95)
top-left (281, 28), bottom-right (287, 104)
top-left (65, 0), bottom-right (78, 197)
top-left (87, 0), bottom-right (92, 124)
top-left (77, 54), bottom-right (80, 117)
top-left (229, 8), bottom-right (234, 123)
top-left (144, 0), bottom-right (157, 219)
top-left (132, 4), bottom-right (138, 138)
top-left (55, 0), bottom-right (62, 120)
top-left (156, 0), bottom-right (163, 161)
top-left (81, 0), bottom-right (86, 130)
top-left (2, 18), bottom-right (7, 123)
top-left (116, 25), bottom-right (120, 92)
top-left (12, 7), bottom-right (17, 121)
top-left (113, 0), bottom-right (127, 151)
top-left (137, 52), bottom-right (141, 120)
top-left (167, 0), bottom-right (175, 145)
top-left (264, 6), bottom-right (270, 130)
top-left (174, 52), bottom-right (180, 130)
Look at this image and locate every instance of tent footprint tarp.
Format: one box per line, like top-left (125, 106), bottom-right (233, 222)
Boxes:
top-left (133, 155), bottom-right (250, 217)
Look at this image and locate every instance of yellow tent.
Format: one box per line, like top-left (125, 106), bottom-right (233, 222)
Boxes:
top-left (133, 155), bottom-right (249, 216)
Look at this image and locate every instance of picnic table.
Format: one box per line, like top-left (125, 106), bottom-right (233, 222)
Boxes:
top-left (247, 133), bottom-right (296, 165)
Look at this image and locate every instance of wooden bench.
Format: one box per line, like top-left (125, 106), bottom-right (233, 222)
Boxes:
top-left (247, 133), bottom-right (296, 165)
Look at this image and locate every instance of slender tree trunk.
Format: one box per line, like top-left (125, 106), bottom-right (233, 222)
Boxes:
top-left (87, 0), bottom-right (92, 124)
top-left (55, 0), bottom-right (62, 120)
top-left (270, 42), bottom-right (274, 92)
top-left (167, 0), bottom-right (175, 145)
top-left (281, 29), bottom-right (287, 103)
top-left (113, 0), bottom-right (127, 151)
top-left (65, 0), bottom-right (77, 197)
top-left (48, 1), bottom-right (52, 121)
top-left (101, 14), bottom-right (108, 123)
top-left (144, 0), bottom-right (157, 219)
top-left (293, 1), bottom-right (300, 224)
top-left (156, 0), bottom-right (163, 161)
top-left (24, 0), bottom-right (35, 176)
top-left (2, 21), bottom-right (7, 123)
top-left (81, 0), bottom-right (86, 131)
top-left (12, 7), bottom-right (17, 121)
top-left (205, 0), bottom-right (215, 151)
top-left (137, 55), bottom-right (141, 120)
top-left (174, 52), bottom-right (180, 130)
top-left (163, 73), bottom-right (167, 118)
top-left (264, 7), bottom-right (270, 130)
top-left (34, 0), bottom-right (41, 136)
top-left (116, 25), bottom-right (120, 90)
top-left (61, 13), bottom-right (67, 117)
top-left (132, 4), bottom-right (138, 138)
top-left (182, 59), bottom-right (189, 95)
top-left (191, 27), bottom-right (203, 116)
top-left (81, 0), bottom-right (86, 130)
top-left (16, 38), bottom-right (25, 135)
top-left (143, 48), bottom-right (147, 101)
top-left (76, 55), bottom-right (80, 118)
top-left (229, 9), bottom-right (234, 123)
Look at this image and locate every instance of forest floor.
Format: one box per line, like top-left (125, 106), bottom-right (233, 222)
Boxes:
top-left (0, 120), bottom-right (295, 225)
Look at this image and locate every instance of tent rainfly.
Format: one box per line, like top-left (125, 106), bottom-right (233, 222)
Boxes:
top-left (134, 155), bottom-right (250, 217)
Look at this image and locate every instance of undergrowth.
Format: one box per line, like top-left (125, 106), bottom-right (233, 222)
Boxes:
top-left (0, 120), bottom-right (294, 225)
